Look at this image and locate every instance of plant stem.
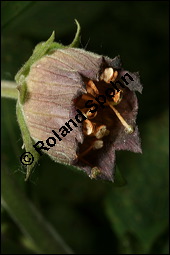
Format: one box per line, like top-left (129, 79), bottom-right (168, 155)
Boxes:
top-left (1, 80), bottom-right (18, 100)
top-left (1, 168), bottom-right (74, 254)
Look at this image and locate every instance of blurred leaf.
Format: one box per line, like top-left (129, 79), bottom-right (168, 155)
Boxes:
top-left (1, 1), bottom-right (35, 29)
top-left (27, 156), bottom-right (118, 253)
top-left (1, 36), bottom-right (33, 80)
top-left (161, 239), bottom-right (169, 254)
top-left (1, 238), bottom-right (34, 254)
top-left (105, 110), bottom-right (169, 253)
top-left (113, 166), bottom-right (127, 187)
top-left (2, 1), bottom-right (107, 39)
top-left (150, 227), bottom-right (169, 254)
top-left (2, 167), bottom-right (74, 254)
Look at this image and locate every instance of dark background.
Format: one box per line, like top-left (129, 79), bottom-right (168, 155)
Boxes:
top-left (1, 1), bottom-right (169, 254)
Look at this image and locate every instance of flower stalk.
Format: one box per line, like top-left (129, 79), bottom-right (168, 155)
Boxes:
top-left (1, 80), bottom-right (18, 100)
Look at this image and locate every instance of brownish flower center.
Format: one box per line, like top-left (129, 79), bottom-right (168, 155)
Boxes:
top-left (74, 67), bottom-right (133, 178)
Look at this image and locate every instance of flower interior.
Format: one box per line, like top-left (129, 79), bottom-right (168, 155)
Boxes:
top-left (74, 67), bottom-right (134, 178)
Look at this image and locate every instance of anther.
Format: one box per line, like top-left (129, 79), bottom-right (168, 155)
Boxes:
top-left (113, 90), bottom-right (122, 104)
top-left (89, 167), bottom-right (101, 179)
top-left (95, 125), bottom-right (110, 139)
top-left (93, 140), bottom-right (103, 150)
top-left (112, 70), bottom-right (118, 81)
top-left (77, 157), bottom-right (101, 179)
top-left (100, 67), bottom-right (114, 83)
top-left (83, 120), bottom-right (94, 135)
top-left (86, 80), bottom-right (99, 96)
top-left (86, 108), bottom-right (98, 119)
top-left (81, 107), bottom-right (98, 119)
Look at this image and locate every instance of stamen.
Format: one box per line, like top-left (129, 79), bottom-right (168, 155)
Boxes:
top-left (86, 108), bottom-right (98, 119)
top-left (100, 68), bottom-right (119, 83)
top-left (81, 107), bottom-right (97, 119)
top-left (83, 120), bottom-right (110, 138)
top-left (89, 167), bottom-right (101, 179)
top-left (93, 140), bottom-right (103, 149)
top-left (83, 120), bottom-right (94, 135)
top-left (77, 157), bottom-right (101, 179)
top-left (86, 80), bottom-right (99, 96)
top-left (113, 90), bottom-right (122, 104)
top-left (100, 67), bottom-right (114, 83)
top-left (107, 100), bottom-right (134, 134)
top-left (95, 125), bottom-right (110, 139)
top-left (108, 90), bottom-right (122, 104)
top-left (112, 70), bottom-right (118, 81)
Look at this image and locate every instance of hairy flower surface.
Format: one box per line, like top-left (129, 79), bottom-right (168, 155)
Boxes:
top-left (20, 47), bottom-right (142, 181)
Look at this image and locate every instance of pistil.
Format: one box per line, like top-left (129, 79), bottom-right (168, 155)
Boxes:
top-left (107, 100), bottom-right (133, 134)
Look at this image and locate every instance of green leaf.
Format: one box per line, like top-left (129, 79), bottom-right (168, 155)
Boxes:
top-left (1, 238), bottom-right (34, 254)
top-left (105, 110), bottom-right (169, 253)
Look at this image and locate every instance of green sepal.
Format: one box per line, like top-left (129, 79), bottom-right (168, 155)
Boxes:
top-left (16, 101), bottom-right (40, 181)
top-left (48, 19), bottom-right (81, 51)
top-left (69, 19), bottom-right (81, 48)
top-left (15, 31), bottom-right (57, 104)
top-left (17, 81), bottom-right (27, 104)
top-left (15, 20), bottom-right (81, 105)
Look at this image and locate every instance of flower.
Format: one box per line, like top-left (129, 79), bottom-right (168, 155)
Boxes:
top-left (20, 47), bottom-right (142, 181)
top-left (15, 22), bottom-right (142, 181)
